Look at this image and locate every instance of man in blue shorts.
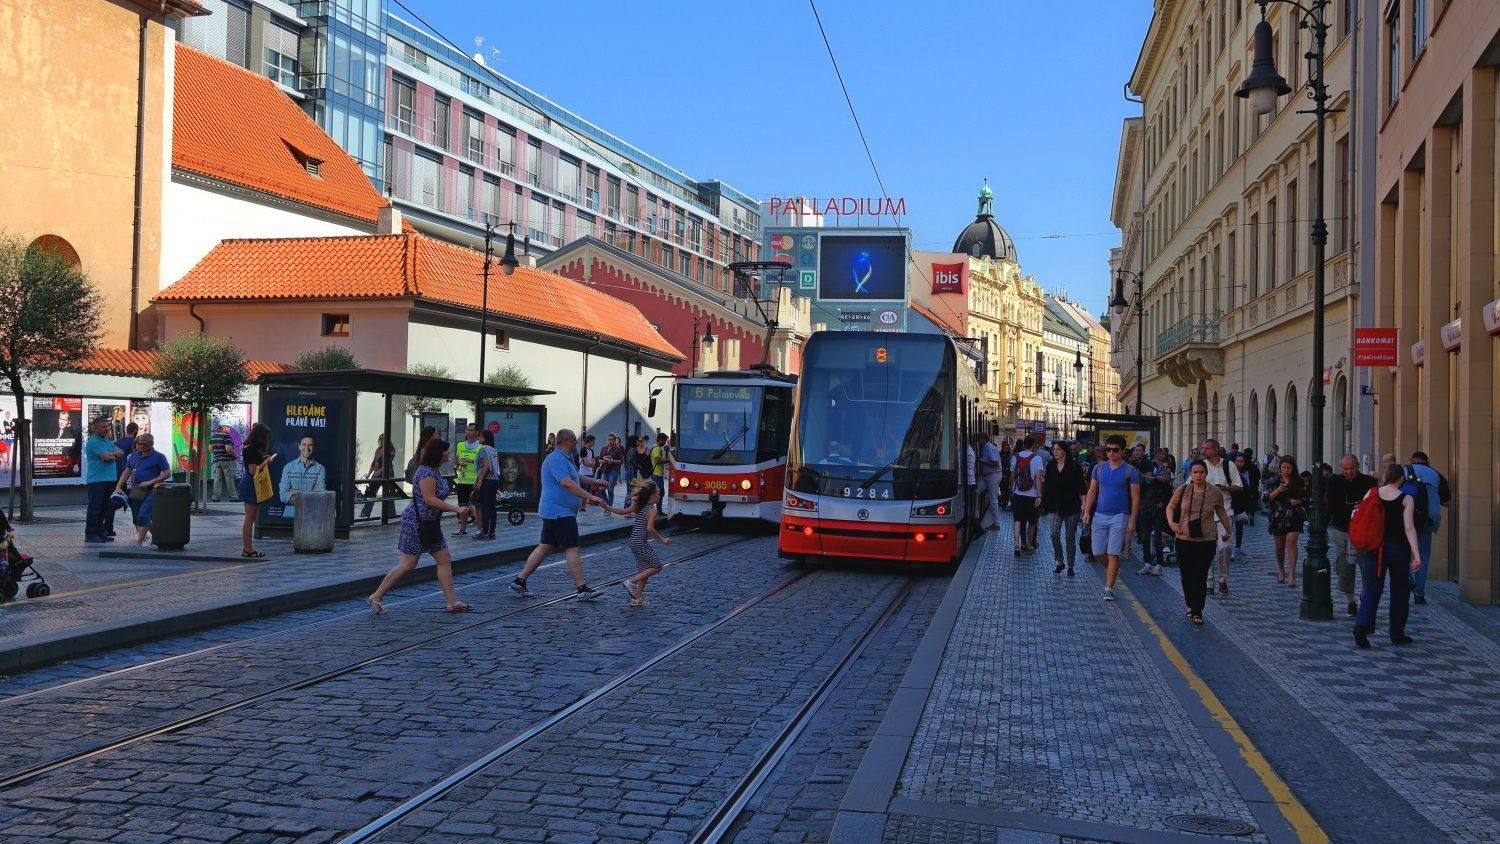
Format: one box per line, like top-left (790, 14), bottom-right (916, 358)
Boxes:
top-left (511, 428), bottom-right (606, 601)
top-left (1082, 434), bottom-right (1140, 601)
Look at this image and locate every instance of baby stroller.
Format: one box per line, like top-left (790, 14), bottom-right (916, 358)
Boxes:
top-left (0, 511), bottom-right (49, 601)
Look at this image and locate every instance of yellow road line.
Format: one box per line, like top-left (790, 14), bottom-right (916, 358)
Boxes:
top-left (1120, 583), bottom-right (1329, 844)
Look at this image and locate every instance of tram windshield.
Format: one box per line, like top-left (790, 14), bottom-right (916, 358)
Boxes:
top-left (676, 384), bottom-right (762, 465)
top-left (791, 335), bottom-right (955, 500)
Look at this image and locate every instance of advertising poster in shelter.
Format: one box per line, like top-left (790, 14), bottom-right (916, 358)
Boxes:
top-left (83, 400), bottom-right (131, 441)
top-left (32, 397), bottom-right (83, 482)
top-left (0, 396), bottom-right (17, 486)
top-left (171, 404), bottom-right (253, 475)
top-left (261, 390), bottom-right (348, 527)
top-left (480, 406), bottom-right (544, 508)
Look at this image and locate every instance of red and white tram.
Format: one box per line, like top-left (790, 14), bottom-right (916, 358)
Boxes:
top-left (778, 332), bottom-right (983, 566)
top-left (662, 367), bottom-right (796, 523)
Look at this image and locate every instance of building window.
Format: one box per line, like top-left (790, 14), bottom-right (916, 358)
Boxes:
top-left (549, 201), bottom-right (564, 245)
top-left (1286, 179), bottom-right (1298, 276)
top-left (606, 177), bottom-right (621, 219)
top-left (1226, 231), bottom-right (1237, 310)
top-left (584, 167), bottom-right (600, 211)
top-left (1412, 0), bottom-right (1428, 59)
top-left (263, 19), bottom-right (298, 88)
top-left (483, 177), bottom-right (504, 224)
top-left (1386, 1), bottom-right (1402, 106)
top-left (495, 126), bottom-right (515, 174)
top-left (321, 314), bottom-right (350, 337)
top-left (432, 96), bottom-right (451, 151)
top-left (557, 157), bottom-right (581, 203)
top-left (465, 110), bottom-right (485, 165)
top-left (1335, 137), bottom-right (1351, 252)
top-left (414, 152), bottom-right (442, 209)
top-left (494, 330), bottom-right (509, 351)
top-left (1267, 198), bottom-right (1278, 288)
top-left (1248, 213), bottom-right (1260, 299)
top-left (529, 194), bottom-right (549, 243)
top-left (392, 76), bottom-right (416, 135)
top-left (457, 167), bottom-right (476, 220)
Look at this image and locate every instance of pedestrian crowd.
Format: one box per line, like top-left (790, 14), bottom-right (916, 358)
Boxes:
top-left (966, 428), bottom-right (1450, 648)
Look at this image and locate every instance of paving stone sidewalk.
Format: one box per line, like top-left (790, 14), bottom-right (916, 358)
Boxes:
top-left (1141, 524), bottom-right (1500, 844)
top-left (0, 502), bottom-right (627, 671)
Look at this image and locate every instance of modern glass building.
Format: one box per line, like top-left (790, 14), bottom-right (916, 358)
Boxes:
top-left (173, 0), bottom-right (761, 298)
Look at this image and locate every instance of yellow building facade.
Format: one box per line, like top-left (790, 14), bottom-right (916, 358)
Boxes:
top-left (0, 0), bottom-right (203, 349)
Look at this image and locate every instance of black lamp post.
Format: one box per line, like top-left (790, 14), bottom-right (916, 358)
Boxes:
top-left (1237, 0), bottom-right (1333, 622)
top-left (479, 219), bottom-right (520, 385)
top-left (1111, 271), bottom-right (1145, 416)
top-left (691, 314), bottom-right (716, 374)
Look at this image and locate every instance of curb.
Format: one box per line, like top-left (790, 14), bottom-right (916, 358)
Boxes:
top-left (0, 524), bottom-right (631, 674)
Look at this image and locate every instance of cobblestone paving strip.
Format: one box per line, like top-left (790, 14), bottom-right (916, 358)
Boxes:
top-left (0, 531), bottom-right (737, 781)
top-left (366, 569), bottom-right (912, 844)
top-left (895, 524), bottom-right (1269, 841)
top-left (1141, 527), bottom-right (1500, 844)
top-left (725, 576), bottom-right (948, 843)
top-left (0, 537), bottom-right (796, 842)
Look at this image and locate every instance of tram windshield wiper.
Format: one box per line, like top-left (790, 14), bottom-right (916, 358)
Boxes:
top-left (860, 453), bottom-right (905, 490)
top-left (710, 416), bottom-right (750, 460)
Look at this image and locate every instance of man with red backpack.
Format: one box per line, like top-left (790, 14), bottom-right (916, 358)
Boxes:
top-left (1325, 455), bottom-right (1377, 617)
top-left (1010, 436), bottom-right (1041, 554)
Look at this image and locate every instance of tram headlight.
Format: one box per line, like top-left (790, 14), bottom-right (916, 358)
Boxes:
top-left (678, 477), bottom-right (690, 488)
top-left (740, 479), bottom-right (753, 490)
top-left (911, 499), bottom-right (955, 518)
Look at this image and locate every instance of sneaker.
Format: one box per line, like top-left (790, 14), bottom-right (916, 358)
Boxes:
top-left (1067, 567), bottom-right (1076, 577)
top-left (1217, 581), bottom-right (1229, 596)
top-left (1103, 587), bottom-right (1116, 602)
top-left (1151, 565), bottom-right (1163, 577)
top-left (509, 578), bottom-right (529, 597)
top-left (1414, 594), bottom-right (1427, 605)
top-left (630, 596), bottom-right (647, 607)
top-left (1346, 600), bottom-right (1358, 616)
top-left (575, 584), bottom-right (600, 601)
top-left (1053, 561), bottom-right (1065, 574)
top-left (85, 535), bottom-right (108, 544)
top-left (451, 528), bottom-right (468, 537)
top-left (1137, 564), bottom-right (1153, 575)
top-left (623, 579), bottom-right (642, 600)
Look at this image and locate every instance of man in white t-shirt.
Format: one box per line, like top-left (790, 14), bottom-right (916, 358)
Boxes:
top-left (1010, 435), bottom-right (1041, 552)
top-left (1201, 438), bottom-right (1243, 596)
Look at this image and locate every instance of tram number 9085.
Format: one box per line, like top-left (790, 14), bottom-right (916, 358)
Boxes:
top-left (840, 487), bottom-right (892, 499)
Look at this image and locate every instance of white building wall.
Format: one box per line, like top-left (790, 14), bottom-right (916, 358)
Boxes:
top-left (160, 180), bottom-right (368, 290)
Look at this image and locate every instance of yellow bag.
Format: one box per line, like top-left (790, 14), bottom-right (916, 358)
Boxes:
top-left (253, 463), bottom-right (274, 503)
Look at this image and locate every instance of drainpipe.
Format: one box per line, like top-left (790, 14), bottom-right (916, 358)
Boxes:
top-left (188, 303), bottom-right (206, 334)
top-left (129, 11), bottom-right (151, 350)
top-left (580, 336), bottom-right (601, 436)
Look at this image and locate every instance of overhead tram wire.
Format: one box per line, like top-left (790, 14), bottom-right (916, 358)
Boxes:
top-left (806, 0), bottom-right (900, 227)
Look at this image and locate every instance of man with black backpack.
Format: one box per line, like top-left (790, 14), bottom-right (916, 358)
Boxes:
top-left (1405, 450), bottom-right (1450, 604)
top-left (1010, 436), bottom-right (1041, 554)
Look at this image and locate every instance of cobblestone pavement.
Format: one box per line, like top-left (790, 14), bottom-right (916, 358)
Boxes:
top-left (0, 502), bottom-right (624, 660)
top-left (1133, 520), bottom-right (1500, 843)
top-left (726, 570), bottom-right (948, 843)
top-left (0, 536), bottom-right (898, 842)
top-left (893, 523), bottom-right (1269, 841)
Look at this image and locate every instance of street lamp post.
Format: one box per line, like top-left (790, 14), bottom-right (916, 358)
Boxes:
top-left (1236, 0), bottom-right (1334, 621)
top-left (478, 219), bottom-right (521, 385)
top-left (1110, 271), bottom-right (1145, 416)
top-left (691, 314), bottom-right (717, 374)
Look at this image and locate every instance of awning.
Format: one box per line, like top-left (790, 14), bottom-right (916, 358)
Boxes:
top-left (257, 369), bottom-right (553, 401)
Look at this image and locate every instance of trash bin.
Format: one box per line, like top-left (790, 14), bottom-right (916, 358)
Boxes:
top-left (293, 490), bottom-right (336, 553)
top-left (151, 483), bottom-right (192, 550)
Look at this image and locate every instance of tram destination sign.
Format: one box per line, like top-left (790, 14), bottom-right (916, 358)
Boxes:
top-left (690, 386), bottom-right (753, 402)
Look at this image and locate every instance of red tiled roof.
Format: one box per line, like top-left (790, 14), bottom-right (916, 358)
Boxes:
top-left (172, 45), bottom-right (388, 225)
top-left (72, 348), bottom-right (287, 380)
top-left (155, 234), bottom-right (683, 360)
top-left (911, 301), bottom-right (965, 337)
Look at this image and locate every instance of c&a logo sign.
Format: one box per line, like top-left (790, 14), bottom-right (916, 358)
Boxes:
top-left (931, 262), bottom-right (966, 294)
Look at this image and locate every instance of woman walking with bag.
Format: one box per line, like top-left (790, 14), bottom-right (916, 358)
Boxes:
top-left (1352, 462), bottom-right (1422, 648)
top-left (1166, 460), bottom-right (1230, 625)
top-left (368, 438), bottom-right (475, 614)
top-left (1042, 440), bottom-right (1085, 575)
top-left (237, 423), bottom-right (275, 558)
top-left (1267, 456), bottom-right (1307, 586)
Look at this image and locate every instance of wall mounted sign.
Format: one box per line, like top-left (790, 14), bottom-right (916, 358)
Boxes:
top-left (1411, 339), bottom-right (1426, 368)
top-left (1484, 298), bottom-right (1500, 335)
top-left (1440, 318), bottom-right (1462, 352)
top-left (1353, 327), bottom-right (1398, 366)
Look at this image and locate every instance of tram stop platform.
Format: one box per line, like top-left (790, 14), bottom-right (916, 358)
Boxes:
top-left (830, 515), bottom-right (1500, 844)
top-left (0, 504), bottom-right (628, 674)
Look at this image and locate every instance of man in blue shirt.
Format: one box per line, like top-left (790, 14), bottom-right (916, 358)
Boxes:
top-left (976, 433), bottom-right (1002, 530)
top-left (117, 433), bottom-right (171, 546)
top-left (511, 428), bottom-right (607, 601)
top-left (83, 416), bottom-right (125, 543)
top-left (1406, 450), bottom-right (1449, 604)
top-left (1082, 434), bottom-right (1141, 602)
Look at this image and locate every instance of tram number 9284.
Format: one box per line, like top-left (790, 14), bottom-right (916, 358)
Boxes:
top-left (836, 486), bottom-right (892, 499)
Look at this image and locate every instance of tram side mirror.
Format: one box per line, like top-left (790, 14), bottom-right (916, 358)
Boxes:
top-left (648, 388), bottom-right (662, 418)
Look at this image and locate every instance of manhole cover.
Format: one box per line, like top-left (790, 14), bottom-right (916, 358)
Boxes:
top-left (1164, 814), bottom-right (1257, 836)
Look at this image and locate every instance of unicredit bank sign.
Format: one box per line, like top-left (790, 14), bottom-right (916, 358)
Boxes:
top-left (931, 262), bottom-right (966, 294)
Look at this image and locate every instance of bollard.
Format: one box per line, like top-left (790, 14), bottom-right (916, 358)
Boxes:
top-left (151, 483), bottom-right (192, 550)
top-left (293, 490), bottom-right (336, 553)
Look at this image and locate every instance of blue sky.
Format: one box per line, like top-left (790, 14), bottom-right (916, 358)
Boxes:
top-left (403, 0), bottom-right (1153, 315)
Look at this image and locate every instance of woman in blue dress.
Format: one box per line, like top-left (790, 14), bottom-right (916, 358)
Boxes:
top-left (368, 438), bottom-right (474, 614)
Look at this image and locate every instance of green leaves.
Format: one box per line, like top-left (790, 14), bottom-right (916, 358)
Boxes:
top-left (151, 334), bottom-right (250, 415)
top-left (481, 364), bottom-right (534, 406)
top-left (0, 232), bottom-right (105, 387)
top-left (290, 346), bottom-right (361, 371)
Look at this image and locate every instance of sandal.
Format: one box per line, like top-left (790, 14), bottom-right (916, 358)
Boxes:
top-left (367, 596), bottom-right (385, 615)
top-left (444, 602), bottom-right (473, 613)
top-left (242, 550), bottom-right (266, 558)
top-left (1191, 614), bottom-right (1205, 626)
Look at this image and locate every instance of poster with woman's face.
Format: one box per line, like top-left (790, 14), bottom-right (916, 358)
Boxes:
top-left (481, 406), bottom-right (543, 507)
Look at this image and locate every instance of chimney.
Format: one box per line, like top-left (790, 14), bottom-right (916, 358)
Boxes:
top-left (377, 205), bottom-right (402, 235)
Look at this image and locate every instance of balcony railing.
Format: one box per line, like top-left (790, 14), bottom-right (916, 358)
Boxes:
top-left (1156, 316), bottom-right (1221, 358)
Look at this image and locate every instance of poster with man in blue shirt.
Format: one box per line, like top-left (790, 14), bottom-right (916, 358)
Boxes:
top-left (509, 429), bottom-right (608, 601)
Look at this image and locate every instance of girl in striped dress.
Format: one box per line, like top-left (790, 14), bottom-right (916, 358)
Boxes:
top-left (610, 479), bottom-right (670, 606)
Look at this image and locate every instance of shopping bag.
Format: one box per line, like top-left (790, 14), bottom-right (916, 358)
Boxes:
top-left (253, 463), bottom-right (274, 503)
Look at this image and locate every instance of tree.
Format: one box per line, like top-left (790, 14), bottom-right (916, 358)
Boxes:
top-left (478, 364), bottom-right (535, 410)
top-left (0, 233), bottom-right (105, 520)
top-left (401, 362), bottom-right (454, 419)
top-left (151, 334), bottom-right (249, 510)
top-left (290, 346), bottom-right (360, 371)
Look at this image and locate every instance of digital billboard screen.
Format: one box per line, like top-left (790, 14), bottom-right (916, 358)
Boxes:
top-left (817, 235), bottom-right (906, 302)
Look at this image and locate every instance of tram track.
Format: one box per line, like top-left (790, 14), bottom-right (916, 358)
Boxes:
top-left (0, 531), bottom-right (747, 791)
top-left (338, 574), bottom-right (917, 843)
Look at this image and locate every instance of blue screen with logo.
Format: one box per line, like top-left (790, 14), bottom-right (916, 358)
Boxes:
top-left (818, 235), bottom-right (906, 301)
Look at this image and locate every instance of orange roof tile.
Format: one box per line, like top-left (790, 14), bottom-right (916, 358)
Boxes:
top-left (156, 234), bottom-right (683, 360)
top-left (172, 45), bottom-right (388, 225)
top-left (72, 348), bottom-right (287, 381)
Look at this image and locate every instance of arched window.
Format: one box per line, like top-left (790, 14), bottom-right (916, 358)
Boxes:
top-left (1211, 392), bottom-right (1220, 443)
top-left (1285, 382), bottom-right (1299, 459)
top-left (26, 234), bottom-right (81, 271)
top-left (1247, 392), bottom-right (1258, 453)
top-left (1226, 394), bottom-right (1237, 448)
top-left (1265, 388), bottom-right (1278, 454)
top-left (1331, 375), bottom-right (1348, 457)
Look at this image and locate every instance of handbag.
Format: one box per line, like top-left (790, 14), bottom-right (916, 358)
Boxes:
top-left (418, 516), bottom-right (442, 547)
top-left (253, 463), bottom-right (274, 503)
top-left (1079, 529), bottom-right (1093, 556)
top-left (128, 485), bottom-right (149, 503)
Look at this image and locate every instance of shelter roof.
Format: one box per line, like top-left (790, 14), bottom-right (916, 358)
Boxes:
top-left (258, 369), bottom-right (552, 401)
top-left (156, 233), bottom-right (683, 360)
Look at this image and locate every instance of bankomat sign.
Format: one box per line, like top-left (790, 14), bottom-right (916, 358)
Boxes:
top-left (930, 262), bottom-right (966, 294)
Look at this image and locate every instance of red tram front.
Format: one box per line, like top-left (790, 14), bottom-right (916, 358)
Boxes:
top-left (778, 332), bottom-right (982, 565)
top-left (665, 368), bottom-right (796, 523)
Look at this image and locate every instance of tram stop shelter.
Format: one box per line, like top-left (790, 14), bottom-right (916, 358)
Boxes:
top-left (1071, 412), bottom-right (1161, 452)
top-left (254, 369), bottom-right (552, 538)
